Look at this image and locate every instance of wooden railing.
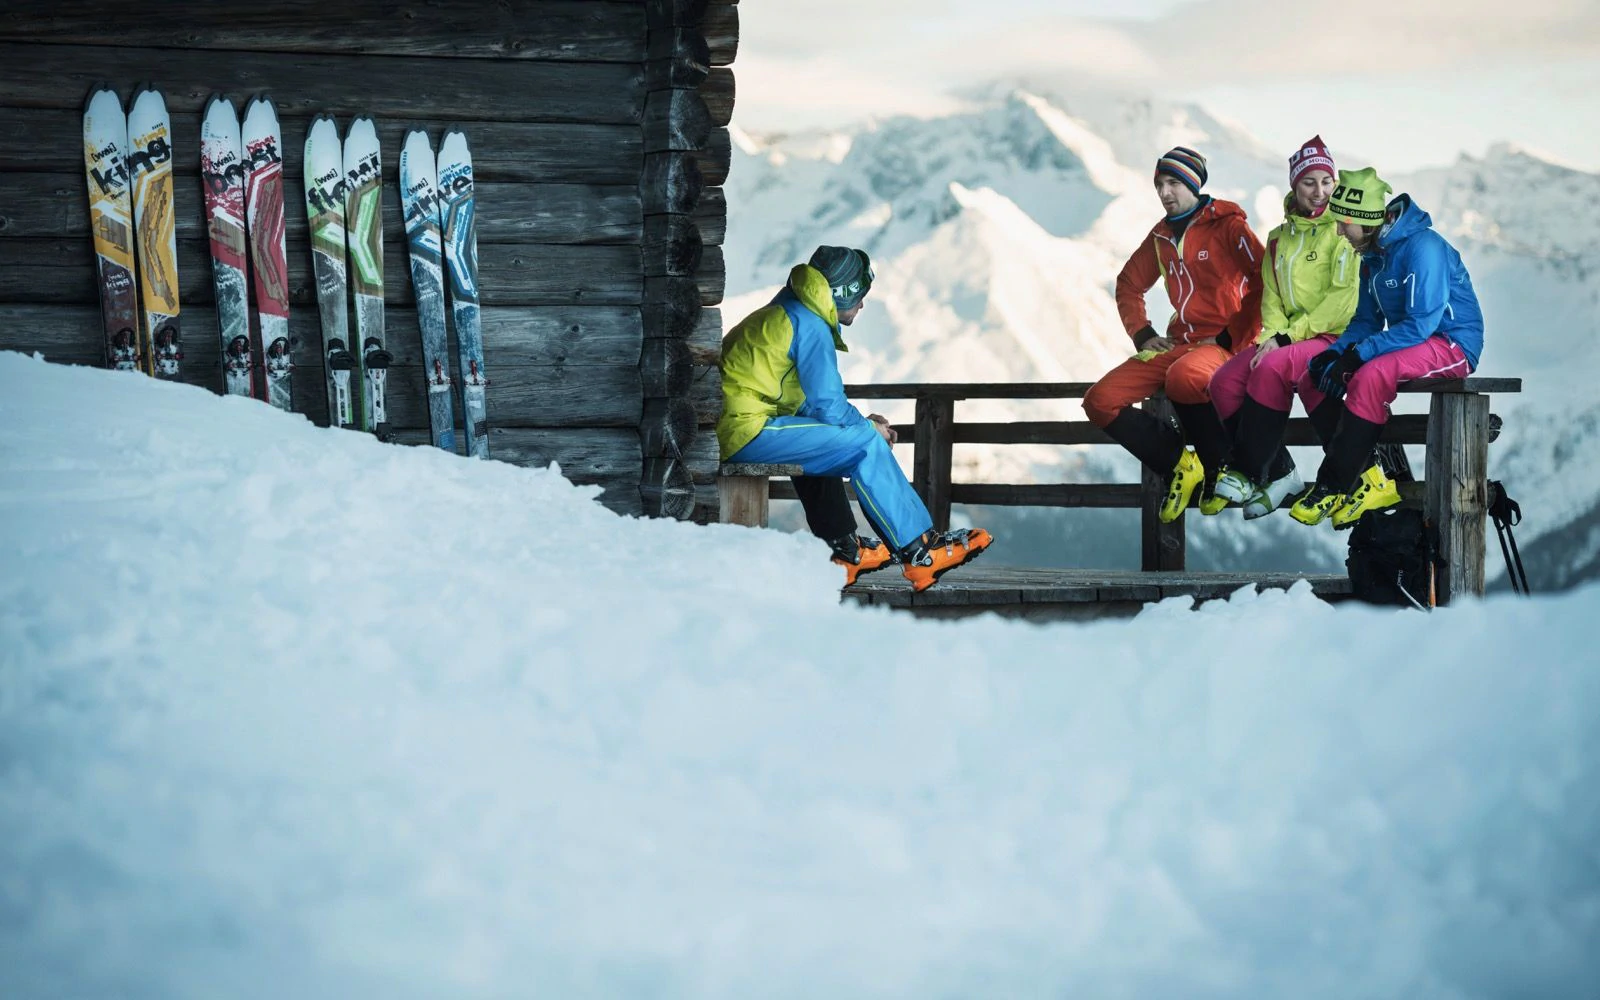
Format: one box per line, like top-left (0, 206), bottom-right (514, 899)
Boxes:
top-left (761, 377), bottom-right (1521, 603)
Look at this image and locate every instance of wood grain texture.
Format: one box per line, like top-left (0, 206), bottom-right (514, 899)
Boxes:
top-left (695, 129), bottom-right (732, 187)
top-left (688, 364), bottom-right (722, 426)
top-left (0, 43), bottom-right (644, 124)
top-left (640, 338), bottom-right (694, 397)
top-left (640, 396), bottom-right (699, 458)
top-left (693, 187), bottom-right (727, 246)
top-left (913, 396), bottom-right (955, 531)
top-left (642, 214), bottom-right (705, 277)
top-left (718, 475), bottom-right (769, 527)
top-left (641, 457), bottom-right (697, 519)
top-left (0, 108), bottom-right (643, 184)
top-left (641, 152), bottom-right (703, 216)
top-left (684, 308), bottom-right (722, 364)
top-left (1427, 392), bottom-right (1490, 604)
top-left (0, 304), bottom-right (645, 369)
top-left (697, 245), bottom-right (725, 305)
top-left (0, 239), bottom-right (643, 307)
top-left (642, 278), bottom-right (702, 340)
top-left (645, 27), bottom-right (712, 90)
top-left (643, 88), bottom-right (713, 154)
top-left (703, 68), bottom-right (734, 127)
top-left (0, 1), bottom-right (649, 62)
top-left (859, 415), bottom-right (1434, 448)
top-left (704, 3), bottom-right (739, 65)
top-left (1, 172), bottom-right (641, 245)
top-left (390, 426), bottom-right (642, 481)
top-left (845, 567), bottom-right (1352, 617)
top-left (841, 379), bottom-right (1522, 399)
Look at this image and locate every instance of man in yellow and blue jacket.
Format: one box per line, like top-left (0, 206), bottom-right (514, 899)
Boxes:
top-left (718, 246), bottom-right (992, 591)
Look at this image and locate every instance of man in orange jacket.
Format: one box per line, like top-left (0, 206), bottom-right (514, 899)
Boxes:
top-left (1082, 146), bottom-right (1264, 522)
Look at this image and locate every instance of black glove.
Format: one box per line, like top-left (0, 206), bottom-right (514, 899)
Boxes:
top-left (1307, 349), bottom-right (1341, 391)
top-left (1132, 324), bottom-right (1160, 350)
top-left (1311, 348), bottom-right (1364, 398)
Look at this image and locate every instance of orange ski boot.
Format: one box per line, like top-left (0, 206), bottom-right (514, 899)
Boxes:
top-left (899, 528), bottom-right (993, 592)
top-left (830, 533), bottom-right (895, 587)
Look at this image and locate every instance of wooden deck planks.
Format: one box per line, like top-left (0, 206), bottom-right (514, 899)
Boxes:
top-left (844, 565), bottom-right (1351, 617)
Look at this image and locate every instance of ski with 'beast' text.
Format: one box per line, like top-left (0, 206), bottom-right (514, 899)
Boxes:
top-left (83, 86), bottom-right (141, 372)
top-left (438, 129), bottom-right (489, 459)
top-left (399, 130), bottom-right (456, 452)
top-left (126, 85), bottom-right (182, 378)
top-left (242, 95), bottom-right (292, 411)
top-left (200, 94), bottom-right (255, 398)
top-left (305, 115), bottom-right (356, 428)
top-left (343, 117), bottom-right (391, 439)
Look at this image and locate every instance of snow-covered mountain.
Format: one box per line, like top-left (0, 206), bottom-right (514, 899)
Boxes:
top-left (723, 89), bottom-right (1600, 586)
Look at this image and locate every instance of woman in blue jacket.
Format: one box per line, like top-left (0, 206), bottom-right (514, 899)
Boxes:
top-left (1289, 169), bottom-right (1485, 526)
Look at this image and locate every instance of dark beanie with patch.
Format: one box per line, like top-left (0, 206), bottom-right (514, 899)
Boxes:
top-left (808, 245), bottom-right (874, 311)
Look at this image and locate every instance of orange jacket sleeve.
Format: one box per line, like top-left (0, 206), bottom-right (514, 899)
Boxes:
top-left (1223, 216), bottom-right (1265, 351)
top-left (1114, 235), bottom-right (1161, 341)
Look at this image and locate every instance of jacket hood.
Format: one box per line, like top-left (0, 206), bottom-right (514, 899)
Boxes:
top-left (786, 263), bottom-right (849, 352)
top-left (1156, 196), bottom-right (1246, 237)
top-left (1379, 193), bottom-right (1434, 248)
top-left (1200, 197), bottom-right (1248, 223)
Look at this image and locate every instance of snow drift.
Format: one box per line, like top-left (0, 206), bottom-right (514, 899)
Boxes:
top-left (2, 353), bottom-right (1597, 999)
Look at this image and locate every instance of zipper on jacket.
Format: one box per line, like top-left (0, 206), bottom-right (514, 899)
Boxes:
top-left (1158, 231), bottom-right (1196, 336)
top-left (1283, 229), bottom-right (1307, 313)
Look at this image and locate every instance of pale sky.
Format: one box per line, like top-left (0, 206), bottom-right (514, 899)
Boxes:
top-left (732, 0), bottom-right (1600, 172)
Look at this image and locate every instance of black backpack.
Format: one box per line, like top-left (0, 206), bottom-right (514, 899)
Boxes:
top-left (1346, 508), bottom-right (1442, 609)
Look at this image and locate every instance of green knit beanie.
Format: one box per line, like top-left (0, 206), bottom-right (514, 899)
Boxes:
top-left (1329, 167), bottom-right (1392, 225)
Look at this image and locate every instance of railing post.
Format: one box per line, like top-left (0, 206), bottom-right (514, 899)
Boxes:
top-left (1427, 391), bottom-right (1489, 603)
top-left (1138, 395), bottom-right (1185, 572)
top-left (913, 394), bottom-right (955, 531)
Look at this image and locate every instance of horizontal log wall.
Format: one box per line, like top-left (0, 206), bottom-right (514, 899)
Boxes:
top-left (0, 0), bottom-right (737, 519)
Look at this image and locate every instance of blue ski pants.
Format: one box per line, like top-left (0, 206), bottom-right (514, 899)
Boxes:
top-left (727, 416), bottom-right (933, 553)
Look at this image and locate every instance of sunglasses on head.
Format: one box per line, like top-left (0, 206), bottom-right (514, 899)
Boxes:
top-left (832, 250), bottom-right (874, 301)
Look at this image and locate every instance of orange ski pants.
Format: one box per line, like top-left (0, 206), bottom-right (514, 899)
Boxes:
top-left (1083, 343), bottom-right (1232, 428)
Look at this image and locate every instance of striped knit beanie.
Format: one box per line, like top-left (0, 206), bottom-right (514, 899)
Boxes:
top-left (1289, 134), bottom-right (1335, 186)
top-left (1154, 146), bottom-right (1207, 195)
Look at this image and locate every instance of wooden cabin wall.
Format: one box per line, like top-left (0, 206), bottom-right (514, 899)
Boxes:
top-left (0, 0), bottom-right (735, 519)
top-left (638, 0), bottom-right (735, 521)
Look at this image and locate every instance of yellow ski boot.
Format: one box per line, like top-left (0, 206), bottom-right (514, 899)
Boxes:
top-left (1198, 477), bottom-right (1229, 516)
top-left (1159, 449), bottom-right (1205, 523)
top-left (1289, 483), bottom-right (1345, 526)
top-left (1331, 464), bottom-right (1402, 530)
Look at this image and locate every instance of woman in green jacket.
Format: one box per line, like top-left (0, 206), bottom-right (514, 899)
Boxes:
top-left (1207, 135), bottom-right (1361, 518)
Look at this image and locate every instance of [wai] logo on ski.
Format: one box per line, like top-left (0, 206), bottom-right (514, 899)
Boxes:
top-left (83, 85), bottom-right (489, 458)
